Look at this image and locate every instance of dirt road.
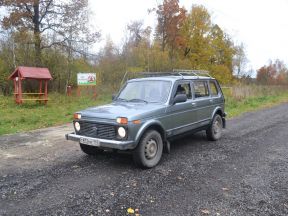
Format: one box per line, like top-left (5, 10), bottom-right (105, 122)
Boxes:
top-left (1, 104), bottom-right (288, 215)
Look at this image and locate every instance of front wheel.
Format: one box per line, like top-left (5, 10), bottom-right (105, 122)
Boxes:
top-left (206, 114), bottom-right (223, 141)
top-left (80, 143), bottom-right (104, 155)
top-left (133, 130), bottom-right (163, 168)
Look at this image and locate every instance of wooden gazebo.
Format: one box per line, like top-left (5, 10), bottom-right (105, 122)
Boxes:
top-left (8, 66), bottom-right (52, 104)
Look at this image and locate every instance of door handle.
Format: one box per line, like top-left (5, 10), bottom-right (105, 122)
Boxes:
top-left (191, 102), bottom-right (196, 106)
top-left (209, 99), bottom-right (213, 103)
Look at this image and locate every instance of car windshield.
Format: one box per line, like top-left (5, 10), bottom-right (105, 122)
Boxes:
top-left (117, 80), bottom-right (171, 104)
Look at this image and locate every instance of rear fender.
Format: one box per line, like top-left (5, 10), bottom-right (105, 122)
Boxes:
top-left (211, 106), bottom-right (226, 128)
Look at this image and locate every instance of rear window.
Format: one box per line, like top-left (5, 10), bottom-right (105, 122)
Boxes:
top-left (209, 81), bottom-right (219, 97)
top-left (193, 81), bottom-right (209, 98)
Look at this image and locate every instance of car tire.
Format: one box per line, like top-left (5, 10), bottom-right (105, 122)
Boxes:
top-left (206, 114), bottom-right (223, 141)
top-left (80, 143), bottom-right (104, 155)
top-left (133, 130), bottom-right (163, 168)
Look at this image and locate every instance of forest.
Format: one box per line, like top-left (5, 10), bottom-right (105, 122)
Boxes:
top-left (0, 0), bottom-right (288, 135)
top-left (1, 0), bottom-right (287, 96)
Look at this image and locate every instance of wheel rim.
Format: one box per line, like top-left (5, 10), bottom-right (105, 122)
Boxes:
top-left (213, 116), bottom-right (222, 136)
top-left (145, 138), bottom-right (158, 159)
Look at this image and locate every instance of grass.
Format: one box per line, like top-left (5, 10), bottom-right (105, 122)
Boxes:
top-left (0, 93), bottom-right (111, 135)
top-left (0, 85), bottom-right (288, 135)
top-left (223, 85), bottom-right (288, 117)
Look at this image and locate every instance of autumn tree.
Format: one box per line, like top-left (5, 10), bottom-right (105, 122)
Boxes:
top-left (155, 0), bottom-right (186, 63)
top-left (257, 59), bottom-right (288, 85)
top-left (233, 43), bottom-right (247, 77)
top-left (0, 0), bottom-right (99, 66)
top-left (179, 5), bottom-right (212, 68)
top-left (123, 21), bottom-right (152, 72)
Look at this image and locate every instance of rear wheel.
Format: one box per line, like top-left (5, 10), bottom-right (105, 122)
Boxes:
top-left (133, 130), bottom-right (163, 168)
top-left (80, 143), bottom-right (104, 155)
top-left (206, 114), bottom-right (223, 141)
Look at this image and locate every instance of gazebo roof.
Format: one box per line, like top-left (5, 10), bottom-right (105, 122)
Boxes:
top-left (8, 66), bottom-right (52, 80)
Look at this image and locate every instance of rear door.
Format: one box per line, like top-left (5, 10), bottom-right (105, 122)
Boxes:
top-left (191, 80), bottom-right (211, 127)
top-left (208, 80), bottom-right (224, 113)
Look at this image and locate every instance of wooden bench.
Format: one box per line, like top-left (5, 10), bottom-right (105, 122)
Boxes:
top-left (14, 93), bottom-right (45, 95)
top-left (21, 99), bottom-right (49, 101)
top-left (15, 93), bottom-right (49, 104)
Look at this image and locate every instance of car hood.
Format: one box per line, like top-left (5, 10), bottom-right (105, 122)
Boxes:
top-left (80, 102), bottom-right (165, 120)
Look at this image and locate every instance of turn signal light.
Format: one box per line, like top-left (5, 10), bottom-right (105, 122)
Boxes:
top-left (74, 113), bottom-right (81, 119)
top-left (132, 120), bottom-right (141, 124)
top-left (116, 117), bottom-right (128, 124)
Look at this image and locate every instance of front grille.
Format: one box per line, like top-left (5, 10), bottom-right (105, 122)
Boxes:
top-left (77, 121), bottom-right (116, 140)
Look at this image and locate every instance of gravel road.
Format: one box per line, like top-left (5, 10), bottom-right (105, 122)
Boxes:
top-left (0, 103), bottom-right (288, 216)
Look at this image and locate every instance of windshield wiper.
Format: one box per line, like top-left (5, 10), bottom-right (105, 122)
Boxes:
top-left (128, 98), bottom-right (148, 103)
top-left (117, 98), bottom-right (128, 102)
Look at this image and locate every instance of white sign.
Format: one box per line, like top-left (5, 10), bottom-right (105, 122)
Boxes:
top-left (77, 73), bottom-right (96, 86)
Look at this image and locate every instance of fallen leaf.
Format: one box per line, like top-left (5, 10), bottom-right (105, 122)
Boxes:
top-left (127, 208), bottom-right (135, 214)
top-left (201, 209), bottom-right (210, 214)
top-left (72, 165), bottom-right (80, 169)
top-left (222, 187), bottom-right (229, 191)
top-left (105, 209), bottom-right (110, 213)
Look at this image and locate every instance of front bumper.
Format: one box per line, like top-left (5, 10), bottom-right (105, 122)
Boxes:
top-left (65, 133), bottom-right (136, 150)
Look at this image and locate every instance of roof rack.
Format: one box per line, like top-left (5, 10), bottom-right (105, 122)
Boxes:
top-left (120, 70), bottom-right (212, 86)
top-left (137, 70), bottom-right (211, 78)
top-left (172, 69), bottom-right (212, 78)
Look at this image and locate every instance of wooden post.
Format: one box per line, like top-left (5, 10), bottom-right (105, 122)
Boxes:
top-left (39, 80), bottom-right (43, 104)
top-left (44, 80), bottom-right (48, 105)
top-left (77, 86), bottom-right (81, 97)
top-left (93, 86), bottom-right (97, 99)
top-left (13, 78), bottom-right (17, 104)
top-left (18, 76), bottom-right (22, 104)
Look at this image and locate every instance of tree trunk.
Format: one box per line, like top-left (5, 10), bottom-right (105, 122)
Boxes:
top-left (33, 0), bottom-right (41, 66)
top-left (66, 29), bottom-right (73, 93)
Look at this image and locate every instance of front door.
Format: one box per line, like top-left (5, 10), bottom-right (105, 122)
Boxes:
top-left (164, 81), bottom-right (198, 136)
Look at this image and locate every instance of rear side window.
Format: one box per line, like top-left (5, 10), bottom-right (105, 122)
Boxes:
top-left (209, 81), bottom-right (219, 97)
top-left (193, 81), bottom-right (209, 98)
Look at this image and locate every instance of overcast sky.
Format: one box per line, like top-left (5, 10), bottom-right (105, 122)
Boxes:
top-left (89, 0), bottom-right (288, 72)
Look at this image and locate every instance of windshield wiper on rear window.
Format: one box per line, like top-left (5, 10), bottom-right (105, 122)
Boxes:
top-left (128, 98), bottom-right (148, 103)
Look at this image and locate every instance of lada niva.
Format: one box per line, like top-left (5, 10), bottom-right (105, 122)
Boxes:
top-left (66, 71), bottom-right (226, 168)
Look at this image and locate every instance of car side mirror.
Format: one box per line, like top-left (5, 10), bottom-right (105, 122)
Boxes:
top-left (112, 94), bottom-right (116, 100)
top-left (173, 94), bottom-right (187, 105)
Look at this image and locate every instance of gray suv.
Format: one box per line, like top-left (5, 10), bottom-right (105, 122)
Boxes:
top-left (66, 71), bottom-right (226, 168)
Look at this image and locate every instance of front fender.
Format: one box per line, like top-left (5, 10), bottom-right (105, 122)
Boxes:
top-left (135, 119), bottom-right (166, 144)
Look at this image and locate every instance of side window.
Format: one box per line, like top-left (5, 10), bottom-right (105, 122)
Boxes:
top-left (174, 83), bottom-right (192, 99)
top-left (193, 81), bottom-right (209, 98)
top-left (209, 81), bottom-right (219, 97)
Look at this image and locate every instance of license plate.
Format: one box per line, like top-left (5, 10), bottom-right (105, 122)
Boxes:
top-left (80, 137), bottom-right (100, 147)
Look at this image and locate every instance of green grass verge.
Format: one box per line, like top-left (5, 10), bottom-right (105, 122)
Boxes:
top-left (0, 90), bottom-right (288, 135)
top-left (0, 93), bottom-right (111, 135)
top-left (225, 92), bottom-right (288, 118)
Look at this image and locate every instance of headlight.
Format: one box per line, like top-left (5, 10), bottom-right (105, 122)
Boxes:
top-left (74, 122), bottom-right (81, 131)
top-left (118, 127), bottom-right (126, 138)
